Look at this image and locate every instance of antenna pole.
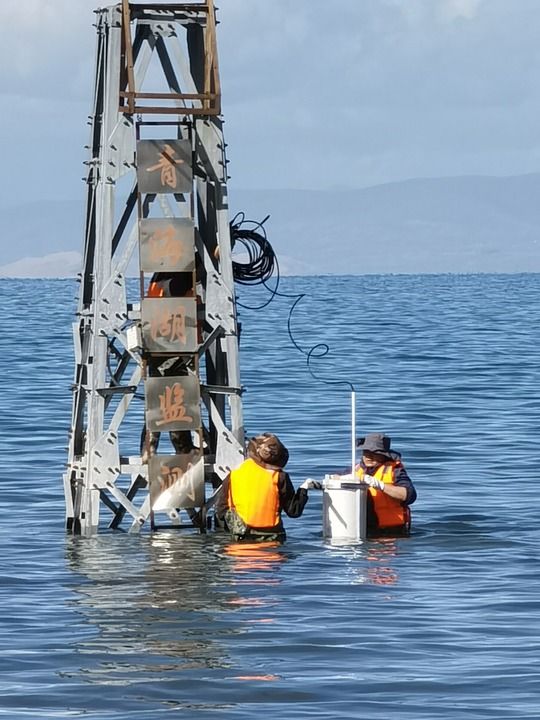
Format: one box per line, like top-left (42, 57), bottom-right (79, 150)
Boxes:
top-left (351, 390), bottom-right (356, 476)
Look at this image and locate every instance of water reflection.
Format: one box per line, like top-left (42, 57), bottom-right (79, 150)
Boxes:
top-left (218, 542), bottom-right (289, 625)
top-left (324, 537), bottom-right (401, 587)
top-left (223, 541), bottom-right (288, 577)
top-left (365, 538), bottom-right (400, 586)
top-left (64, 534), bottom-right (244, 686)
top-left (219, 542), bottom-right (289, 684)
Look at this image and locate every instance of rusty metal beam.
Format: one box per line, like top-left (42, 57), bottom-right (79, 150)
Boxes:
top-left (122, 0), bottom-right (137, 114)
top-left (119, 0), bottom-right (221, 116)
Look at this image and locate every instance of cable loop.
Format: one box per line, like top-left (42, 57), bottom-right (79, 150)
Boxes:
top-left (232, 213), bottom-right (355, 392)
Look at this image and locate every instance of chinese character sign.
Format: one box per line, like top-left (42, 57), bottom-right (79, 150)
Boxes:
top-left (136, 139), bottom-right (192, 194)
top-left (141, 298), bottom-right (198, 353)
top-left (148, 455), bottom-right (205, 510)
top-left (157, 383), bottom-right (192, 426)
top-left (151, 308), bottom-right (186, 344)
top-left (145, 375), bottom-right (200, 432)
top-left (139, 218), bottom-right (195, 272)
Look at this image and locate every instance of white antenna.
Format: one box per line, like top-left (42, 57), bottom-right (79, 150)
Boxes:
top-left (351, 389), bottom-right (356, 477)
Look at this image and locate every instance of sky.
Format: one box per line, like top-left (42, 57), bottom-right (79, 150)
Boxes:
top-left (1, 0), bottom-right (540, 208)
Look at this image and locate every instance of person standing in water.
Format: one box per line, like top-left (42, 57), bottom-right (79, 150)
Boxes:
top-left (216, 433), bottom-right (320, 542)
top-left (354, 433), bottom-right (417, 537)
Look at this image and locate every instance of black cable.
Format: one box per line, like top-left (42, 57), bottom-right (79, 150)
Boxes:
top-left (283, 292), bottom-right (355, 393)
top-left (230, 211), bottom-right (273, 284)
top-left (231, 212), bottom-right (355, 393)
top-left (230, 213), bottom-right (280, 310)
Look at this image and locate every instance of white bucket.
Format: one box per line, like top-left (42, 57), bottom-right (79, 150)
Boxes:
top-left (322, 475), bottom-right (367, 541)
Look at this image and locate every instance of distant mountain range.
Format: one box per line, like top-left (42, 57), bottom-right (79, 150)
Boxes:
top-left (1, 174), bottom-right (539, 277)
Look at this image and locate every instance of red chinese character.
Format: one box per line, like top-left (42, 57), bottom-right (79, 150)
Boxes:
top-left (148, 225), bottom-right (183, 265)
top-left (150, 309), bottom-right (187, 344)
top-left (146, 144), bottom-right (185, 189)
top-left (156, 382), bottom-right (193, 426)
top-left (160, 464), bottom-right (184, 489)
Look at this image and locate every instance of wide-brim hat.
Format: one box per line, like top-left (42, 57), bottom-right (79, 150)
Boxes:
top-left (357, 432), bottom-right (401, 460)
top-left (247, 433), bottom-right (289, 469)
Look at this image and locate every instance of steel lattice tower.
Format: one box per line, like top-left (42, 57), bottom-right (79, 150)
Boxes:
top-left (63, 0), bottom-right (244, 534)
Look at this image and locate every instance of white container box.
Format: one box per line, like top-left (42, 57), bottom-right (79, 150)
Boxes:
top-left (322, 475), bottom-right (367, 541)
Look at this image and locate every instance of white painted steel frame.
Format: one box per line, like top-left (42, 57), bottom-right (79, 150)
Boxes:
top-left (64, 2), bottom-right (244, 535)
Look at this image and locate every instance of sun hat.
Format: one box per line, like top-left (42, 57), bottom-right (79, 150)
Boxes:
top-left (247, 433), bottom-right (289, 469)
top-left (356, 432), bottom-right (401, 460)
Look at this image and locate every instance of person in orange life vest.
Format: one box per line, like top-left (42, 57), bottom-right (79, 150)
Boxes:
top-left (216, 433), bottom-right (320, 542)
top-left (147, 272), bottom-right (196, 300)
top-left (355, 433), bottom-right (417, 537)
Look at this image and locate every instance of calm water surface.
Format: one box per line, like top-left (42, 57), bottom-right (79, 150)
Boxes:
top-left (1, 274), bottom-right (539, 719)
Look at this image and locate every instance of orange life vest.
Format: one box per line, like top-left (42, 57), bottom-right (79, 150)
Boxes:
top-left (148, 280), bottom-right (165, 297)
top-left (356, 461), bottom-right (410, 530)
top-left (228, 458), bottom-right (281, 529)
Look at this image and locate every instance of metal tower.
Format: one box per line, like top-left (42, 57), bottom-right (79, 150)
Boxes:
top-left (63, 0), bottom-right (245, 535)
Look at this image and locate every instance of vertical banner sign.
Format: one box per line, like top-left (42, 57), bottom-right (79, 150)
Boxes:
top-left (136, 140), bottom-right (193, 194)
top-left (139, 218), bottom-right (195, 273)
top-left (149, 455), bottom-right (205, 511)
top-left (145, 375), bottom-right (201, 432)
top-left (141, 298), bottom-right (198, 354)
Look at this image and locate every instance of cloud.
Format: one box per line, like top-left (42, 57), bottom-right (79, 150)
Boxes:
top-left (221, 0), bottom-right (538, 110)
top-left (441, 0), bottom-right (483, 21)
top-left (0, 1), bottom-right (98, 98)
top-left (1, 0), bottom-right (539, 201)
top-left (391, 0), bottom-right (482, 24)
top-left (219, 0), bottom-right (540, 188)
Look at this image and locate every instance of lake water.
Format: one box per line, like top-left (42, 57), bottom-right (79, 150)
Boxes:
top-left (1, 274), bottom-right (540, 719)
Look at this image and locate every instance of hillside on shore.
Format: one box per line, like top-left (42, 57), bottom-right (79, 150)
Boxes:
top-left (1, 174), bottom-right (538, 277)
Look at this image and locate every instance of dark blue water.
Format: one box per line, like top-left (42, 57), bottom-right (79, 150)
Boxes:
top-left (1, 274), bottom-right (540, 719)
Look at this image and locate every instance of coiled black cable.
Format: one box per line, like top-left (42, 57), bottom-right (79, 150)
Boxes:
top-left (230, 212), bottom-right (281, 310)
top-left (230, 211), bottom-right (275, 285)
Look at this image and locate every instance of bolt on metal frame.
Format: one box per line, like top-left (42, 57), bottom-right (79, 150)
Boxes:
top-left (64, 0), bottom-right (244, 535)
